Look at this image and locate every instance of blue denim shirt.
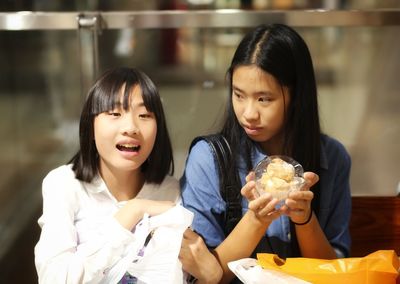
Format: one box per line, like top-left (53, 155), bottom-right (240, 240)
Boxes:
top-left (180, 134), bottom-right (351, 258)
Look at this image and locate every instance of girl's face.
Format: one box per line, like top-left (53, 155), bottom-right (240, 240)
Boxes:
top-left (232, 65), bottom-right (290, 154)
top-left (94, 85), bottom-right (157, 174)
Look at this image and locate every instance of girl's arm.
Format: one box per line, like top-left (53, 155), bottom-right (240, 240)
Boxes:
top-left (213, 174), bottom-right (281, 283)
top-left (181, 143), bottom-right (278, 283)
top-left (182, 163), bottom-right (323, 283)
top-left (294, 211), bottom-right (336, 258)
top-left (213, 210), bottom-right (272, 283)
top-left (179, 229), bottom-right (223, 284)
top-left (291, 143), bottom-right (352, 258)
top-left (114, 199), bottom-right (174, 230)
top-left (280, 172), bottom-right (337, 259)
top-left (35, 169), bottom-right (135, 283)
top-left (35, 168), bottom-right (175, 284)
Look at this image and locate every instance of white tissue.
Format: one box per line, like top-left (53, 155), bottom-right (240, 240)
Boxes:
top-left (228, 258), bottom-right (311, 284)
top-left (103, 205), bottom-right (193, 284)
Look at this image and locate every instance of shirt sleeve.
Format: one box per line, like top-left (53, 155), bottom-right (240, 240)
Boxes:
top-left (180, 140), bottom-right (226, 247)
top-left (321, 141), bottom-right (352, 258)
top-left (34, 168), bottom-right (137, 284)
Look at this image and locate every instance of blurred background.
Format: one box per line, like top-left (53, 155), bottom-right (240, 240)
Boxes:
top-left (1, 0), bottom-right (399, 282)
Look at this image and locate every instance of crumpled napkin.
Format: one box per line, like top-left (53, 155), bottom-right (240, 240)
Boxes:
top-left (228, 258), bottom-right (311, 284)
top-left (105, 205), bottom-right (193, 284)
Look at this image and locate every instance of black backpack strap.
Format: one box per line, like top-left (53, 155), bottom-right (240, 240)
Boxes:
top-left (189, 134), bottom-right (242, 236)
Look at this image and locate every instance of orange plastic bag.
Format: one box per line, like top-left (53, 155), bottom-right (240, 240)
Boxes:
top-left (257, 250), bottom-right (399, 284)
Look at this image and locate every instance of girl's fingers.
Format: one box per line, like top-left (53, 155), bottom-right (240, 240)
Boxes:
top-left (303, 172), bottom-right (319, 189)
top-left (182, 228), bottom-right (197, 241)
top-left (279, 204), bottom-right (289, 215)
top-left (247, 194), bottom-right (266, 210)
top-left (241, 180), bottom-right (256, 200)
top-left (286, 191), bottom-right (313, 211)
top-left (287, 190), bottom-right (314, 201)
top-left (256, 199), bottom-right (280, 216)
top-left (258, 209), bottom-right (281, 220)
top-left (285, 199), bottom-right (308, 211)
top-left (248, 194), bottom-right (275, 211)
top-left (245, 171), bottom-right (255, 182)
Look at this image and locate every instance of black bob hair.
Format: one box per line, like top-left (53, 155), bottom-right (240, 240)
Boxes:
top-left (69, 67), bottom-right (174, 184)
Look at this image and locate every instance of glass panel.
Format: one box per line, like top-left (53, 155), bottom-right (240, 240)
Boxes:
top-left (305, 26), bottom-right (400, 196)
top-left (0, 30), bottom-right (81, 265)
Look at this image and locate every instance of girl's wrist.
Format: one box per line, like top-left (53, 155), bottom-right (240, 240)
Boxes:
top-left (246, 210), bottom-right (271, 229)
top-left (292, 210), bottom-right (313, 226)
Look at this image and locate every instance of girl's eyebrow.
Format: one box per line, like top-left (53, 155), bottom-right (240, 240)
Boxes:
top-left (131, 101), bottom-right (146, 108)
top-left (256, 91), bottom-right (273, 96)
top-left (233, 85), bottom-right (273, 96)
top-left (232, 85), bottom-right (245, 94)
top-left (108, 101), bottom-right (122, 110)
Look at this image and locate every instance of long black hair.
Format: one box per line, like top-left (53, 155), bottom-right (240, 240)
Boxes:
top-left (70, 67), bottom-right (174, 184)
top-left (222, 23), bottom-right (322, 257)
top-left (222, 23), bottom-right (321, 177)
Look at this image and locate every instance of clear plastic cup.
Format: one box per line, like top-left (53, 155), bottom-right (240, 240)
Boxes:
top-left (254, 155), bottom-right (306, 200)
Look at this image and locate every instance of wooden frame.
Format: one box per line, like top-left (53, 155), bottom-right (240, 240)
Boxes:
top-left (350, 196), bottom-right (400, 257)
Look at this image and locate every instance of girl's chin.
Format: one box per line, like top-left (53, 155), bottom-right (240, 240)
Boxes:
top-left (247, 134), bottom-right (273, 145)
top-left (118, 164), bottom-right (143, 172)
top-left (119, 150), bottom-right (140, 159)
top-left (245, 131), bottom-right (266, 140)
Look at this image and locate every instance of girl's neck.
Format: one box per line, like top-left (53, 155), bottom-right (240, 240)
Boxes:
top-left (259, 133), bottom-right (287, 156)
top-left (99, 165), bottom-right (145, 201)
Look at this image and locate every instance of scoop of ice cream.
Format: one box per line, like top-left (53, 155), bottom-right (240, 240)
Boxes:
top-left (261, 176), bottom-right (290, 192)
top-left (265, 158), bottom-right (295, 182)
top-left (255, 156), bottom-right (305, 200)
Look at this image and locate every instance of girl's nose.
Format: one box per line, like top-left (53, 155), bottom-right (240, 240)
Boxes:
top-left (121, 116), bottom-right (139, 135)
top-left (243, 102), bottom-right (259, 121)
top-left (123, 127), bottom-right (138, 136)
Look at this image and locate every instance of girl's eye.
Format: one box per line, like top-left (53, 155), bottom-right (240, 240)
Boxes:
top-left (139, 113), bottom-right (153, 119)
top-left (259, 96), bottom-right (273, 103)
top-left (233, 92), bottom-right (243, 99)
top-left (107, 111), bottom-right (121, 117)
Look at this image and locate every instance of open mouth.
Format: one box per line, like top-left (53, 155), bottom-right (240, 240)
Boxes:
top-left (116, 144), bottom-right (140, 152)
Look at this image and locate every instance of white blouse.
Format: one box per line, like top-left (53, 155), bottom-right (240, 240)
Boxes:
top-left (34, 164), bottom-right (182, 284)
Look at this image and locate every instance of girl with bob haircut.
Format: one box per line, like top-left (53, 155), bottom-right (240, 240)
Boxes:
top-left (181, 24), bottom-right (351, 282)
top-left (35, 67), bottom-right (222, 283)
top-left (71, 66), bottom-right (173, 183)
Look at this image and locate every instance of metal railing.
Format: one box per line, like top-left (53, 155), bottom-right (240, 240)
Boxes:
top-left (1, 9), bottom-right (400, 31)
